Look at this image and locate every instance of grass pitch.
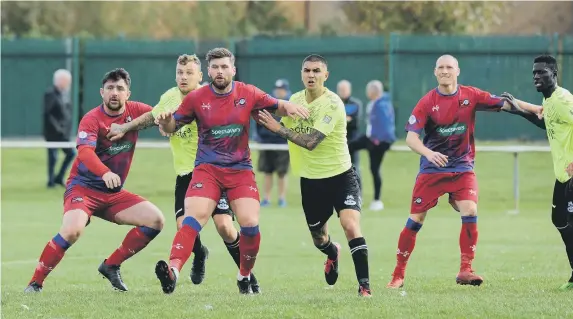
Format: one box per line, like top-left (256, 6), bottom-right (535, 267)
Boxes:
top-left (1, 145), bottom-right (572, 319)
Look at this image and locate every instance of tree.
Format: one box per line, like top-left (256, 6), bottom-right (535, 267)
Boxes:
top-left (342, 1), bottom-right (508, 35)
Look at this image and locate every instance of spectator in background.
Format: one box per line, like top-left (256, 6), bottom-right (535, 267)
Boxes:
top-left (256, 79), bottom-right (291, 207)
top-left (337, 80), bottom-right (363, 177)
top-left (349, 80), bottom-right (396, 211)
top-left (43, 69), bottom-right (75, 188)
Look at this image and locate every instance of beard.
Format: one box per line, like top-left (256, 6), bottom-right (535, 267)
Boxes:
top-left (211, 77), bottom-right (232, 90)
top-left (105, 100), bottom-right (123, 111)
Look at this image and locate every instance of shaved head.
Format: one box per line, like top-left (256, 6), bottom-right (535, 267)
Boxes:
top-left (434, 54), bottom-right (460, 93)
top-left (435, 55), bottom-right (459, 68)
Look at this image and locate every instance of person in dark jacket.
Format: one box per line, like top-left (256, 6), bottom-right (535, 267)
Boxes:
top-left (43, 69), bottom-right (76, 188)
top-left (256, 79), bottom-right (291, 207)
top-left (337, 80), bottom-right (363, 176)
top-left (349, 80), bottom-right (396, 211)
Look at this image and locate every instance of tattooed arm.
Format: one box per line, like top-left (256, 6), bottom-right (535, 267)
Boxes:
top-left (123, 112), bottom-right (156, 132)
top-left (276, 126), bottom-right (326, 151)
top-left (107, 111), bottom-right (156, 141)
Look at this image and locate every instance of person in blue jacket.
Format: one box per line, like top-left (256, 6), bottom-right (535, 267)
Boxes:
top-left (349, 80), bottom-right (396, 211)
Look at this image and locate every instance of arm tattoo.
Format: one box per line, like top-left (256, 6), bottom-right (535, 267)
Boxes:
top-left (122, 112), bottom-right (156, 132)
top-left (276, 126), bottom-right (326, 151)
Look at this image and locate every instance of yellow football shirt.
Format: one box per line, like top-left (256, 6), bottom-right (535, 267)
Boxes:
top-left (152, 87), bottom-right (198, 176)
top-left (281, 88), bottom-right (351, 179)
top-left (542, 86), bottom-right (573, 183)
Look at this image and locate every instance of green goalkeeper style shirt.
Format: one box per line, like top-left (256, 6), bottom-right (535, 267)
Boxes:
top-left (152, 87), bottom-right (198, 176)
top-left (542, 86), bottom-right (573, 183)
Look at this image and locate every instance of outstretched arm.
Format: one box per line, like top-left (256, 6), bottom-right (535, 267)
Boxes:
top-left (257, 109), bottom-right (325, 151)
top-left (275, 125), bottom-right (326, 151)
top-left (500, 92), bottom-right (545, 130)
top-left (123, 112), bottom-right (156, 132)
top-left (107, 111), bottom-right (156, 141)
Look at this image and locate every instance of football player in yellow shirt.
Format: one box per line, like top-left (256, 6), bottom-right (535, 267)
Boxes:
top-left (107, 54), bottom-right (260, 292)
top-left (503, 54), bottom-right (573, 291)
top-left (257, 54), bottom-right (371, 297)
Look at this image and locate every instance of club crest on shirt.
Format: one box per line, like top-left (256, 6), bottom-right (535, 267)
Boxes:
top-left (234, 98), bottom-right (247, 108)
top-left (459, 99), bottom-right (470, 107)
top-left (125, 116), bottom-right (132, 123)
top-left (322, 115), bottom-right (332, 124)
top-left (201, 102), bottom-right (211, 110)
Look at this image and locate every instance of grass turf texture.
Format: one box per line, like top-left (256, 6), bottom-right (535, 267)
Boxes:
top-left (2, 146), bottom-right (572, 318)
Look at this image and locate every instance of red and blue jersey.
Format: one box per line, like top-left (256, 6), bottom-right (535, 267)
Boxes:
top-left (405, 85), bottom-right (504, 173)
top-left (173, 81), bottom-right (278, 170)
top-left (66, 101), bottom-right (152, 193)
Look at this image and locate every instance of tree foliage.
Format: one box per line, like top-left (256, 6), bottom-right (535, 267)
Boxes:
top-left (1, 1), bottom-right (296, 39)
top-left (342, 1), bottom-right (508, 35)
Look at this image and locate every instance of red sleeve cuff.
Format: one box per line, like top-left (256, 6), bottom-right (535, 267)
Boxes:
top-left (77, 145), bottom-right (110, 177)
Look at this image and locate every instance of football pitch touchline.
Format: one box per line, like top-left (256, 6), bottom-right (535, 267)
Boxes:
top-left (1, 252), bottom-right (175, 267)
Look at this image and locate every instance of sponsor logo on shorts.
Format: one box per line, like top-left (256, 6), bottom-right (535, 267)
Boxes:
top-left (106, 141), bottom-right (134, 155)
top-left (414, 197), bottom-right (422, 204)
top-left (249, 186), bottom-right (258, 192)
top-left (469, 189), bottom-right (477, 195)
top-left (436, 123), bottom-right (467, 137)
top-left (217, 198), bottom-right (229, 210)
top-left (568, 201), bottom-right (573, 213)
top-left (210, 124), bottom-right (243, 139)
top-left (191, 182), bottom-right (203, 189)
top-left (78, 131), bottom-right (88, 139)
top-left (71, 197), bottom-right (83, 203)
top-left (344, 195), bottom-right (357, 206)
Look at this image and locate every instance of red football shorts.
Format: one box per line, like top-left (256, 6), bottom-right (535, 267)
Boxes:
top-left (410, 171), bottom-right (478, 214)
top-left (63, 185), bottom-right (146, 223)
top-left (186, 164), bottom-right (260, 202)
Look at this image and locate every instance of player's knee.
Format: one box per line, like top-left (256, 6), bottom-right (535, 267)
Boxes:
top-left (150, 213), bottom-right (165, 231)
top-left (310, 228), bottom-right (328, 245)
top-left (59, 224), bottom-right (84, 244)
top-left (409, 213), bottom-right (426, 224)
top-left (459, 206), bottom-right (478, 217)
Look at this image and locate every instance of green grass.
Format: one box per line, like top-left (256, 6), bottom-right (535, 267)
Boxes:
top-left (2, 146), bottom-right (572, 319)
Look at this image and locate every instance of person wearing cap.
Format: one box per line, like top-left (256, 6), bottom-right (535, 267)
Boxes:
top-left (255, 79), bottom-right (291, 207)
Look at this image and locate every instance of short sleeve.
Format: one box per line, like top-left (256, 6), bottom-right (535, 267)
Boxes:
top-left (405, 97), bottom-right (429, 134)
top-left (152, 92), bottom-right (171, 118)
top-left (76, 115), bottom-right (99, 148)
top-left (132, 101), bottom-right (153, 117)
top-left (554, 91), bottom-right (573, 124)
top-left (312, 97), bottom-right (342, 136)
top-left (173, 92), bottom-right (196, 124)
top-left (252, 85), bottom-right (278, 111)
top-left (472, 87), bottom-right (504, 112)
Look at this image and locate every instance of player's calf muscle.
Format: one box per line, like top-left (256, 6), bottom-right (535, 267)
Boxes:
top-left (213, 215), bottom-right (236, 242)
top-left (310, 227), bottom-right (328, 245)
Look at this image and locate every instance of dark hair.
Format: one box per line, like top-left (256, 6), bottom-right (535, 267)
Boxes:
top-left (534, 54), bottom-right (558, 73)
top-left (102, 68), bottom-right (131, 87)
top-left (206, 47), bottom-right (235, 64)
top-left (178, 54), bottom-right (201, 67)
top-left (302, 54), bottom-right (328, 68)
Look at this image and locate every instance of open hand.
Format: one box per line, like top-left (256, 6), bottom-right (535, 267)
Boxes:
top-left (155, 112), bottom-right (174, 126)
top-left (425, 151), bottom-right (448, 167)
top-left (283, 102), bottom-right (310, 120)
top-left (102, 171), bottom-right (121, 189)
top-left (257, 110), bottom-right (282, 133)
